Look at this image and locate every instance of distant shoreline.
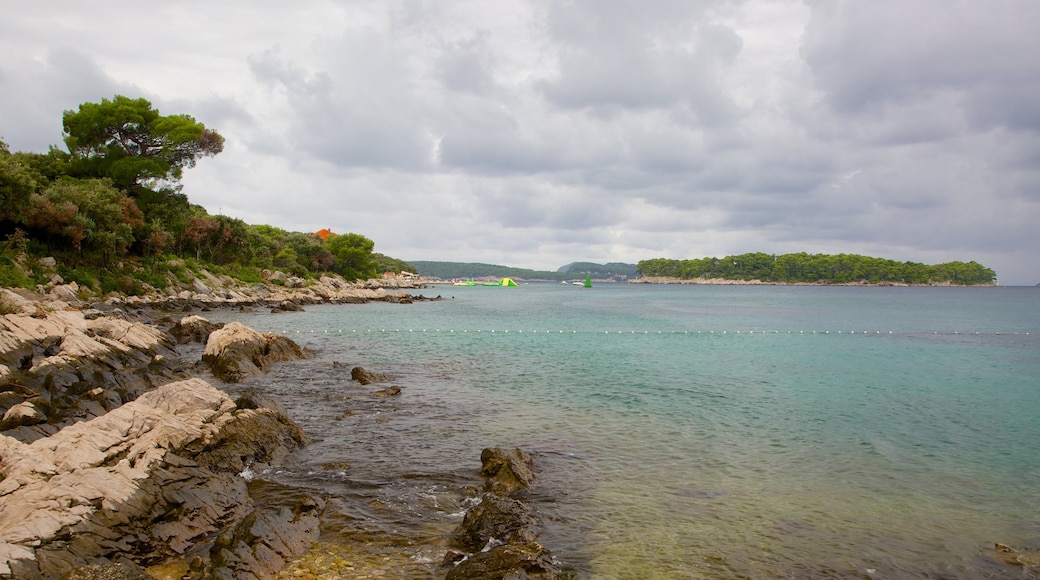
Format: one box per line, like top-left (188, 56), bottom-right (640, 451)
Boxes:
top-left (626, 276), bottom-right (999, 287)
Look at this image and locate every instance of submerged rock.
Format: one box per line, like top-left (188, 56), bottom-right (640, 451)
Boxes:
top-left (350, 366), bottom-right (389, 385)
top-left (445, 447), bottom-right (564, 579)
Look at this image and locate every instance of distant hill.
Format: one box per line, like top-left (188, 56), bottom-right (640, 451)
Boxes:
top-left (410, 261), bottom-right (637, 281)
top-left (557, 262), bottom-right (638, 277)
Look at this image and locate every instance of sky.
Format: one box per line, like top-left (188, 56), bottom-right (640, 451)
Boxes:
top-left (2, 1), bottom-right (1039, 284)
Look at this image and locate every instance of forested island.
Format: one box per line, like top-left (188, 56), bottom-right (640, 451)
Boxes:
top-left (637, 253), bottom-right (996, 285)
top-left (1, 96), bottom-right (413, 297)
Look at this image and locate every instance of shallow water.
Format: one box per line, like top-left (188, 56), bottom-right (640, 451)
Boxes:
top-left (213, 284), bottom-right (1040, 578)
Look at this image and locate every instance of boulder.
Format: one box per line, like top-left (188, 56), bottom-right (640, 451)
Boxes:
top-left (450, 494), bottom-right (538, 553)
top-left (446, 543), bottom-right (562, 580)
top-left (203, 322), bottom-right (309, 383)
top-left (170, 315), bottom-right (224, 344)
top-left (480, 447), bottom-right (536, 495)
top-left (350, 366), bottom-right (388, 385)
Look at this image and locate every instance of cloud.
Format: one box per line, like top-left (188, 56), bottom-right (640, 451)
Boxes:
top-left (2, 0), bottom-right (1039, 284)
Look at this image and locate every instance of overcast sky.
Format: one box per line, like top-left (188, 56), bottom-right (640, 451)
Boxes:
top-left (2, 1), bottom-right (1038, 284)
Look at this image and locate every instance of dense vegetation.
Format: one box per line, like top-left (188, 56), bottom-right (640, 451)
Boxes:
top-left (0, 96), bottom-right (403, 295)
top-left (637, 253), bottom-right (996, 285)
top-left (410, 261), bottom-right (636, 281)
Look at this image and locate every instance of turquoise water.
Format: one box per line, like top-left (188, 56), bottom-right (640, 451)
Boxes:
top-left (221, 284), bottom-right (1040, 578)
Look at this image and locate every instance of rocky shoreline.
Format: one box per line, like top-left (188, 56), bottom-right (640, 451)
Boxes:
top-left (1, 273), bottom-right (568, 579)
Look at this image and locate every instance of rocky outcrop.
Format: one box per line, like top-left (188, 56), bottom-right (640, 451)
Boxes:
top-left (480, 447), bottom-right (536, 496)
top-left (0, 306), bottom-right (187, 442)
top-left (350, 366), bottom-right (389, 385)
top-left (444, 447), bottom-right (564, 579)
top-left (170, 315), bottom-right (224, 344)
top-left (0, 378), bottom-right (315, 579)
top-left (203, 322), bottom-right (311, 383)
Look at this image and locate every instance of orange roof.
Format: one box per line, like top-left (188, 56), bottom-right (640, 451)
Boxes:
top-left (313, 228), bottom-right (335, 241)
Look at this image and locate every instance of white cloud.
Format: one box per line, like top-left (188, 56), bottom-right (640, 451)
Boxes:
top-left (1, 0), bottom-right (1038, 284)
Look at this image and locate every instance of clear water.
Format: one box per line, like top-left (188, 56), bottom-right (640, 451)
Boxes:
top-left (214, 284), bottom-right (1040, 578)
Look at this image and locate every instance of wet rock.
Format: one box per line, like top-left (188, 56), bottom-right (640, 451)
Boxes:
top-left (446, 543), bottom-right (563, 580)
top-left (985, 543), bottom-right (1040, 568)
top-left (203, 322), bottom-right (310, 383)
top-left (451, 494), bottom-right (538, 553)
top-left (480, 447), bottom-right (535, 495)
top-left (170, 315), bottom-right (224, 344)
top-left (351, 366), bottom-right (389, 385)
top-left (270, 300), bottom-right (303, 313)
top-left (445, 447), bottom-right (565, 579)
top-left (371, 386), bottom-right (402, 397)
top-left (209, 496), bottom-right (324, 580)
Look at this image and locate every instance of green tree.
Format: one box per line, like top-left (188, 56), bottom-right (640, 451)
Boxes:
top-left (325, 232), bottom-right (378, 280)
top-left (22, 178), bottom-right (143, 264)
top-left (62, 96), bottom-right (224, 190)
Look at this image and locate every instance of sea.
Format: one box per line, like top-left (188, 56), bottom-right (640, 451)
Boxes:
top-left (209, 283), bottom-right (1040, 579)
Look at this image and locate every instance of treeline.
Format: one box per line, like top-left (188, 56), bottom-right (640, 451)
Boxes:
top-left (637, 253), bottom-right (996, 285)
top-left (0, 96), bottom-right (408, 294)
top-left (557, 262), bottom-right (638, 278)
top-left (411, 261), bottom-right (636, 281)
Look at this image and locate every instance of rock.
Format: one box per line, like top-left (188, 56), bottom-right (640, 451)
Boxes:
top-left (170, 315), bottom-right (224, 344)
top-left (350, 366), bottom-right (388, 385)
top-left (480, 447), bottom-right (535, 495)
top-left (371, 386), bottom-right (402, 397)
top-left (209, 495), bottom-right (324, 580)
top-left (0, 400), bottom-right (45, 429)
top-left (48, 283), bottom-right (79, 304)
top-left (82, 308), bottom-right (104, 320)
top-left (285, 277), bottom-right (305, 288)
top-left (268, 271), bottom-right (287, 282)
top-left (0, 378), bottom-right (310, 578)
top-left (270, 300), bottom-right (303, 314)
top-left (450, 494), bottom-right (538, 553)
top-left (37, 257), bottom-right (56, 269)
top-left (446, 543), bottom-right (563, 580)
top-left (445, 447), bottom-right (565, 579)
top-left (203, 322), bottom-right (309, 383)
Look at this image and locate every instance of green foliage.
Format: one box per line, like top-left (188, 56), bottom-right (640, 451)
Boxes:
top-left (558, 262), bottom-right (638, 278)
top-left (325, 233), bottom-right (378, 281)
top-left (372, 253), bottom-right (417, 275)
top-left (62, 95), bottom-right (224, 189)
top-left (637, 253), bottom-right (997, 285)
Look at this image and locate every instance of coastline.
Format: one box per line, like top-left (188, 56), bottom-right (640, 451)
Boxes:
top-left (0, 273), bottom-right (435, 578)
top-left (627, 276), bottom-right (999, 287)
top-left (1, 273), bottom-right (568, 579)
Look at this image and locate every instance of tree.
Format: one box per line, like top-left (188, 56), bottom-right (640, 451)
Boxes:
top-left (62, 96), bottom-right (224, 190)
top-left (325, 233), bottom-right (378, 280)
top-left (22, 178), bottom-right (143, 264)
